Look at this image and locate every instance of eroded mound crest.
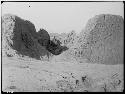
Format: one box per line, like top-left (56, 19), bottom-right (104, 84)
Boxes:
top-left (74, 14), bottom-right (124, 65)
top-left (2, 14), bottom-right (50, 60)
top-left (2, 14), bottom-right (69, 60)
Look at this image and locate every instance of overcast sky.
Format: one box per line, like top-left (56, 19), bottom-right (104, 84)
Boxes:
top-left (2, 2), bottom-right (124, 34)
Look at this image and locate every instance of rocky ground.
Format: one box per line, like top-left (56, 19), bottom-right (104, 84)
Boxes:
top-left (2, 56), bottom-right (123, 92)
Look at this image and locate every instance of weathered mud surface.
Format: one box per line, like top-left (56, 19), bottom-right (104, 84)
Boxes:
top-left (65, 14), bottom-right (124, 65)
top-left (2, 57), bottom-right (123, 92)
top-left (2, 14), bottom-right (50, 60)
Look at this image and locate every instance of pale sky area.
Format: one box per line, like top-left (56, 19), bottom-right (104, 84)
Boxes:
top-left (2, 2), bottom-right (124, 34)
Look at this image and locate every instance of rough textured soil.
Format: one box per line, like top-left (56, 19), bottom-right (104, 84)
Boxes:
top-left (2, 56), bottom-right (123, 92)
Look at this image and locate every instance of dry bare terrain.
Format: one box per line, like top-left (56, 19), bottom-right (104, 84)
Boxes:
top-left (2, 56), bottom-right (123, 92)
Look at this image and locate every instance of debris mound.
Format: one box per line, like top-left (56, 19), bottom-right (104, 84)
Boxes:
top-left (2, 14), bottom-right (50, 60)
top-left (73, 14), bottom-right (124, 65)
top-left (2, 14), bottom-right (68, 60)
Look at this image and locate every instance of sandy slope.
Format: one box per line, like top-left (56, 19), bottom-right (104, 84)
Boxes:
top-left (2, 57), bottom-right (123, 92)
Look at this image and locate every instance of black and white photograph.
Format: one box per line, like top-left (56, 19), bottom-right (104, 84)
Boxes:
top-left (1, 1), bottom-right (124, 92)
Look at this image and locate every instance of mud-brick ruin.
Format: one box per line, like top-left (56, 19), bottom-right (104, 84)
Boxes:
top-left (2, 14), bottom-right (123, 65)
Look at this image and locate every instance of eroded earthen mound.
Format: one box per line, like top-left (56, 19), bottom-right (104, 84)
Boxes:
top-left (2, 14), bottom-right (69, 60)
top-left (2, 14), bottom-right (50, 60)
top-left (71, 14), bottom-right (124, 65)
